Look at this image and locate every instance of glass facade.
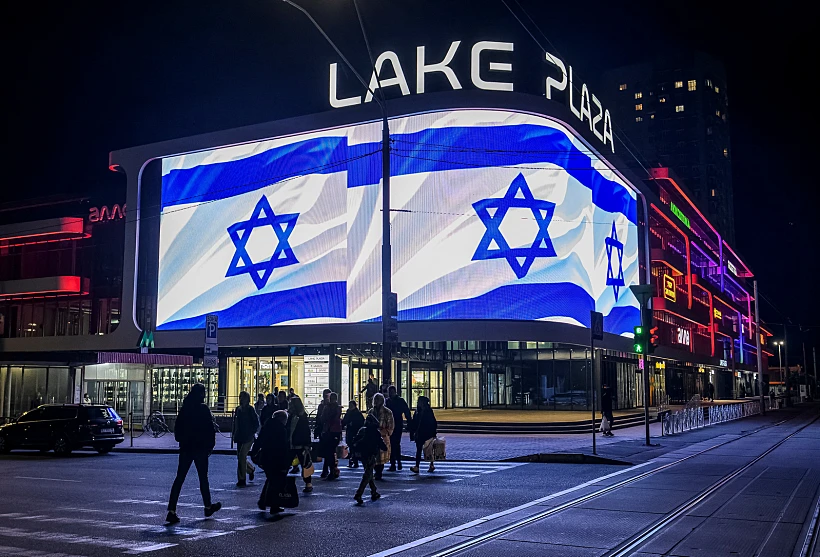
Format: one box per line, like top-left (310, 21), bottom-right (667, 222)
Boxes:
top-left (226, 356), bottom-right (303, 411)
top-left (0, 365), bottom-right (74, 419)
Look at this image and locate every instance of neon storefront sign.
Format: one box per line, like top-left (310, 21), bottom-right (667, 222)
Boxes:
top-left (89, 204), bottom-right (126, 223)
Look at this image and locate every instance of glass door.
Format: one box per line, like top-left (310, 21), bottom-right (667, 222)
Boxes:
top-left (486, 370), bottom-right (507, 407)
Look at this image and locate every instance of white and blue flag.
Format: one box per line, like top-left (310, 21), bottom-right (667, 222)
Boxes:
top-left (156, 108), bottom-right (640, 335)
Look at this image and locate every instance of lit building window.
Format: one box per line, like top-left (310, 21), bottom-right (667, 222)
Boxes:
top-left (675, 105), bottom-right (684, 113)
top-left (687, 80), bottom-right (697, 91)
top-left (650, 114), bottom-right (655, 119)
top-left (723, 148), bottom-right (728, 157)
top-left (635, 92), bottom-right (643, 99)
top-left (716, 110), bottom-right (721, 117)
top-left (619, 83), bottom-right (628, 91)
top-left (711, 189), bottom-right (716, 196)
top-left (635, 104), bottom-right (643, 111)
top-left (636, 116), bottom-right (643, 122)
top-left (659, 97), bottom-right (667, 103)
top-left (715, 86), bottom-right (720, 93)
top-left (675, 81), bottom-right (683, 88)
top-left (706, 79), bottom-right (713, 87)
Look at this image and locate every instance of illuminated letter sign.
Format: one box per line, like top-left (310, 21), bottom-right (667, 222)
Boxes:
top-left (714, 308), bottom-right (722, 320)
top-left (88, 204), bottom-right (126, 223)
top-left (727, 260), bottom-right (737, 276)
top-left (669, 202), bottom-right (690, 229)
top-left (470, 41), bottom-right (514, 91)
top-left (719, 359), bottom-right (728, 367)
top-left (663, 275), bottom-right (676, 302)
top-left (676, 327), bottom-right (691, 347)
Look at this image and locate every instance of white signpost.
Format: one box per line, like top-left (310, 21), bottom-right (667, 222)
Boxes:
top-left (204, 314), bottom-right (218, 368)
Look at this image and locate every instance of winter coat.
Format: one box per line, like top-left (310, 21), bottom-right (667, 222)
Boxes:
top-left (233, 404), bottom-right (260, 444)
top-left (251, 418), bottom-right (291, 473)
top-left (260, 404), bottom-right (275, 427)
top-left (601, 389), bottom-right (613, 416)
top-left (174, 401), bottom-right (216, 452)
top-left (342, 408), bottom-right (365, 444)
top-left (386, 395), bottom-right (412, 434)
top-left (322, 402), bottom-right (343, 434)
top-left (409, 408), bottom-right (437, 445)
top-left (362, 380), bottom-right (378, 397)
top-left (352, 420), bottom-right (387, 460)
top-left (287, 412), bottom-right (312, 449)
top-left (313, 401), bottom-right (327, 439)
top-left (370, 405), bottom-right (394, 465)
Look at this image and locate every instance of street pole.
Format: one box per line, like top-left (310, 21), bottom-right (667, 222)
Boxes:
top-left (754, 280), bottom-right (764, 414)
top-left (590, 337), bottom-right (596, 455)
top-left (777, 343), bottom-right (783, 386)
top-left (281, 0), bottom-right (392, 385)
top-left (785, 325), bottom-right (790, 406)
top-left (629, 284), bottom-right (653, 446)
top-left (814, 346), bottom-right (817, 397)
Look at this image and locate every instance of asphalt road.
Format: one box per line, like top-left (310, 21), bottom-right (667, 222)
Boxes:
top-left (0, 450), bottom-right (625, 557)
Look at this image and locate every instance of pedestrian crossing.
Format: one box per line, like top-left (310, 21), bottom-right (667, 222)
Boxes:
top-left (0, 461), bottom-right (523, 556)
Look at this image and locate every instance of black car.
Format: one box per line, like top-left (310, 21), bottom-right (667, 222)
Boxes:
top-left (0, 404), bottom-right (125, 455)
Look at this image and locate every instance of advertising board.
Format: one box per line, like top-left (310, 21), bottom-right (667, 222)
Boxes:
top-left (155, 108), bottom-right (640, 335)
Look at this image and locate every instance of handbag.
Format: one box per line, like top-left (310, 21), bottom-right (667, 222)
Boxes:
top-left (432, 437), bottom-right (446, 460)
top-left (600, 415), bottom-right (610, 433)
top-left (422, 438), bottom-right (435, 461)
top-left (277, 476), bottom-right (300, 508)
top-left (336, 443), bottom-right (349, 459)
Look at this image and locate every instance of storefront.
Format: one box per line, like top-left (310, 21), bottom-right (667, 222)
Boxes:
top-left (0, 365), bottom-right (75, 419)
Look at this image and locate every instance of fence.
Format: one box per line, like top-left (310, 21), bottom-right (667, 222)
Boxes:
top-left (662, 399), bottom-right (764, 436)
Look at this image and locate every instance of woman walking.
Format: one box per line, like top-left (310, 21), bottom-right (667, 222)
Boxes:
top-left (342, 400), bottom-right (365, 468)
top-left (369, 393), bottom-right (394, 481)
top-left (409, 396), bottom-right (438, 474)
top-left (287, 397), bottom-right (314, 493)
top-left (252, 410), bottom-right (291, 514)
top-left (351, 414), bottom-right (387, 505)
top-left (165, 384), bottom-right (221, 524)
top-left (320, 392), bottom-right (343, 479)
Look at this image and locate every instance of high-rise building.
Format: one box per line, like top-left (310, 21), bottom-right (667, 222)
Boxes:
top-left (602, 52), bottom-right (734, 243)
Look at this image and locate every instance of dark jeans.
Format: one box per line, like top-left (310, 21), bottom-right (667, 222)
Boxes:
top-left (168, 449), bottom-right (211, 511)
top-left (355, 455), bottom-right (378, 497)
top-left (321, 433), bottom-right (341, 475)
top-left (390, 431), bottom-right (403, 467)
top-left (415, 442), bottom-right (424, 467)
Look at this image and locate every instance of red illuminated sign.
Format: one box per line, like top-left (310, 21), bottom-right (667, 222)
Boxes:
top-left (89, 204), bottom-right (126, 223)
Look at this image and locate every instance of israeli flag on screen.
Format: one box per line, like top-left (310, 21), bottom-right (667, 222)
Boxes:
top-left (156, 108), bottom-right (640, 335)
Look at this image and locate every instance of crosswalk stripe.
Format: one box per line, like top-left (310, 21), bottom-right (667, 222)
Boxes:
top-left (0, 526), bottom-right (177, 554)
top-left (0, 544), bottom-right (90, 557)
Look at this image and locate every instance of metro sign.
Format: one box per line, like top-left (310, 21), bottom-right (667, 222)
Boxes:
top-left (328, 40), bottom-right (615, 153)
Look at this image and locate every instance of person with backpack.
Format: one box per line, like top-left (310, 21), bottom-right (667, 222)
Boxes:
top-left (287, 396), bottom-right (314, 493)
top-left (351, 414), bottom-right (387, 505)
top-left (232, 391), bottom-right (259, 487)
top-left (251, 410), bottom-right (292, 514)
top-left (369, 393), bottom-right (394, 481)
top-left (342, 400), bottom-right (365, 468)
top-left (320, 392), bottom-right (343, 480)
top-left (409, 395), bottom-right (438, 474)
top-left (165, 383), bottom-right (221, 524)
top-left (386, 386), bottom-right (412, 472)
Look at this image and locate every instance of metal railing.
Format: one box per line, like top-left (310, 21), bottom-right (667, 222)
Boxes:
top-left (662, 399), bottom-right (764, 436)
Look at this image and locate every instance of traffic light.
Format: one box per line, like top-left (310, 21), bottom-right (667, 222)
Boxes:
top-left (633, 325), bottom-right (646, 354)
top-left (648, 326), bottom-right (660, 354)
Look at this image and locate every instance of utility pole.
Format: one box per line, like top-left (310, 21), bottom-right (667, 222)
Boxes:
top-left (784, 325), bottom-right (790, 406)
top-left (630, 284), bottom-right (654, 446)
top-left (814, 346), bottom-right (817, 397)
top-left (754, 281), bottom-right (764, 414)
top-left (281, 0), bottom-right (394, 386)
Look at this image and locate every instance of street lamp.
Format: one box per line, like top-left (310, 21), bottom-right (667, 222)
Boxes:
top-left (775, 341), bottom-right (784, 390)
top-left (280, 0), bottom-right (396, 386)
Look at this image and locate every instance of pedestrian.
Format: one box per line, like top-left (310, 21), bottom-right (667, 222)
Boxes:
top-left (254, 393), bottom-right (265, 416)
top-left (277, 390), bottom-right (289, 411)
top-left (251, 410), bottom-right (291, 514)
top-left (321, 392), bottom-right (343, 480)
top-left (287, 396), bottom-right (314, 492)
top-left (342, 400), bottom-right (365, 468)
top-left (313, 388), bottom-right (331, 442)
top-left (409, 395), bottom-right (438, 474)
top-left (165, 383), bottom-right (221, 525)
top-left (707, 381), bottom-right (715, 402)
top-left (288, 387), bottom-right (297, 400)
top-left (260, 393), bottom-right (276, 427)
top-left (601, 384), bottom-right (614, 437)
top-left (351, 414), bottom-right (386, 505)
top-left (83, 392), bottom-right (92, 404)
top-left (369, 392), bottom-right (394, 481)
top-left (361, 376), bottom-right (377, 410)
top-left (386, 386), bottom-right (411, 471)
top-left (232, 391), bottom-right (259, 487)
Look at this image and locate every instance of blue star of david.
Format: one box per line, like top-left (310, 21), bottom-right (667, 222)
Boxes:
top-left (472, 173), bottom-right (557, 279)
top-left (605, 221), bottom-right (625, 301)
top-left (226, 195), bottom-right (299, 290)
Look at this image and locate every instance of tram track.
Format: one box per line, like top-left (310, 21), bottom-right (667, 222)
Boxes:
top-left (424, 409), bottom-right (814, 557)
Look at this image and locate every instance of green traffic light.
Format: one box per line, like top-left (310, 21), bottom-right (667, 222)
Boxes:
top-left (635, 326), bottom-right (644, 335)
top-left (634, 344), bottom-right (644, 353)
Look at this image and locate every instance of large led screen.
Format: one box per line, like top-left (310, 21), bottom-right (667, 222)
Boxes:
top-left (157, 108), bottom-right (640, 335)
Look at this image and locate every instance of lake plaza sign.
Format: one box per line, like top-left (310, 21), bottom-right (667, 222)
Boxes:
top-left (328, 40), bottom-right (615, 153)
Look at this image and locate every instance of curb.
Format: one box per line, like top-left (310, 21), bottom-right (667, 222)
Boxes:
top-left (503, 452), bottom-right (632, 465)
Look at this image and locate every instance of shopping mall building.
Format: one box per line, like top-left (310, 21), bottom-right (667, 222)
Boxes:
top-left (0, 88), bottom-right (771, 422)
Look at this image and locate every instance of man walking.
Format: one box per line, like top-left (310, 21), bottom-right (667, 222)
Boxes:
top-left (233, 391), bottom-right (259, 487)
top-left (165, 383), bottom-right (221, 524)
top-left (361, 376), bottom-right (377, 410)
top-left (386, 386), bottom-right (411, 471)
top-left (352, 414), bottom-right (386, 505)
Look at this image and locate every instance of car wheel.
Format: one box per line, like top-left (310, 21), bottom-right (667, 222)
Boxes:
top-left (95, 444), bottom-right (114, 454)
top-left (0, 435), bottom-right (10, 454)
top-left (53, 435), bottom-right (72, 456)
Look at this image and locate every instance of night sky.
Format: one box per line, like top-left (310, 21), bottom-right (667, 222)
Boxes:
top-left (4, 1), bottom-right (816, 359)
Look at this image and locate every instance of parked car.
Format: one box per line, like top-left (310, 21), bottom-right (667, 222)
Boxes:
top-left (0, 404), bottom-right (124, 455)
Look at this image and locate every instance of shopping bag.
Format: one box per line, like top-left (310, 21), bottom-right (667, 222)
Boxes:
top-left (336, 443), bottom-right (349, 459)
top-left (277, 476), bottom-right (300, 508)
top-left (422, 438), bottom-right (435, 461)
top-left (599, 415), bottom-right (610, 433)
top-left (432, 437), bottom-right (446, 460)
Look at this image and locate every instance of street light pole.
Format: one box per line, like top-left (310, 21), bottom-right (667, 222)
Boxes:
top-left (754, 280), bottom-right (764, 414)
top-left (280, 0), bottom-right (394, 386)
